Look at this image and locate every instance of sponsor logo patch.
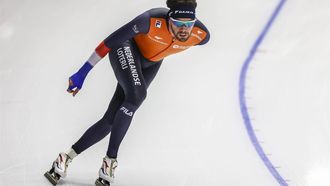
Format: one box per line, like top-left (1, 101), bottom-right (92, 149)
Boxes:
top-left (154, 36), bottom-right (163, 40)
top-left (132, 24), bottom-right (139, 33)
top-left (173, 45), bottom-right (190, 50)
top-left (155, 20), bottom-right (162, 28)
top-left (174, 10), bottom-right (194, 14)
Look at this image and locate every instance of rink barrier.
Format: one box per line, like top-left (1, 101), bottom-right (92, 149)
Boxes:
top-left (238, 0), bottom-right (288, 186)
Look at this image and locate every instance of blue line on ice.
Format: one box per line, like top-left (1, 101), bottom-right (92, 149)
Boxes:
top-left (238, 0), bottom-right (288, 185)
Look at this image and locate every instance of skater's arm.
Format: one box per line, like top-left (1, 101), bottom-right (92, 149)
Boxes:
top-left (67, 11), bottom-right (150, 96)
top-left (87, 11), bottom-right (151, 66)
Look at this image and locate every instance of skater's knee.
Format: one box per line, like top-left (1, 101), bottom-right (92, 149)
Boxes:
top-left (126, 89), bottom-right (147, 107)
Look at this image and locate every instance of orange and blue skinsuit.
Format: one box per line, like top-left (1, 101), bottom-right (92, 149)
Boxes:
top-left (70, 8), bottom-right (210, 158)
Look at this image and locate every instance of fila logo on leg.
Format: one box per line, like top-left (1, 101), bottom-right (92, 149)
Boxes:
top-left (120, 107), bottom-right (133, 117)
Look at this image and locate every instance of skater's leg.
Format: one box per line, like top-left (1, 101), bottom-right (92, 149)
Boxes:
top-left (96, 40), bottom-right (162, 184)
top-left (106, 42), bottom-right (162, 158)
top-left (95, 40), bottom-right (148, 184)
top-left (106, 41), bottom-right (148, 158)
top-left (71, 83), bottom-right (125, 154)
top-left (45, 86), bottom-right (124, 184)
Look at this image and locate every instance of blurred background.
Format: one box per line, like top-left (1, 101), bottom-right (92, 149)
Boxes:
top-left (1, 0), bottom-right (329, 185)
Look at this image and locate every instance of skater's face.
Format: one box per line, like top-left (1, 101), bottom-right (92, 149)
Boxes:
top-left (169, 17), bottom-right (196, 42)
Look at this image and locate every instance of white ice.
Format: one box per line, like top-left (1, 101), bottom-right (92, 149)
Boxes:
top-left (0, 0), bottom-right (329, 186)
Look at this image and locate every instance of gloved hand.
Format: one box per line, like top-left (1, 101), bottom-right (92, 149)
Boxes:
top-left (67, 62), bottom-right (93, 96)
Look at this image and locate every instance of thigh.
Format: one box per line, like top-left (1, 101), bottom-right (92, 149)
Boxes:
top-left (142, 61), bottom-right (162, 88)
top-left (108, 40), bottom-right (147, 96)
top-left (102, 83), bottom-right (125, 122)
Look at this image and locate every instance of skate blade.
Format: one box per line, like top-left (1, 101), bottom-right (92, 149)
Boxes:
top-left (95, 178), bottom-right (110, 186)
top-left (44, 171), bottom-right (59, 185)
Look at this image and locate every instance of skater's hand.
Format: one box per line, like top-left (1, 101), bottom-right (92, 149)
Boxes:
top-left (66, 62), bottom-right (93, 97)
top-left (67, 78), bottom-right (80, 97)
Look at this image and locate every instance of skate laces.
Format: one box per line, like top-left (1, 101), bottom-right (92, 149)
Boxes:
top-left (110, 160), bottom-right (117, 178)
top-left (56, 153), bottom-right (71, 170)
top-left (103, 158), bottom-right (117, 177)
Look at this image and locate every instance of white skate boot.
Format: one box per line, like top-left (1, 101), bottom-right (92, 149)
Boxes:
top-left (44, 152), bottom-right (72, 185)
top-left (95, 157), bottom-right (118, 186)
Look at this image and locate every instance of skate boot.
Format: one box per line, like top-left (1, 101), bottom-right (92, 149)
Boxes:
top-left (44, 152), bottom-right (72, 185)
top-left (95, 157), bottom-right (118, 186)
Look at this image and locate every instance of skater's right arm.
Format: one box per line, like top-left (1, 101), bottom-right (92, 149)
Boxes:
top-left (67, 11), bottom-right (151, 96)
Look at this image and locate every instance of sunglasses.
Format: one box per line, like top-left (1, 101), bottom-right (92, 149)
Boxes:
top-left (170, 17), bottom-right (196, 28)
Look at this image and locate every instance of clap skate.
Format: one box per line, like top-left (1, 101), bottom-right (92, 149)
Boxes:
top-left (95, 157), bottom-right (118, 186)
top-left (44, 152), bottom-right (72, 185)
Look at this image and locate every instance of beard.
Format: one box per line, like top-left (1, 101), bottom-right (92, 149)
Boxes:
top-left (175, 31), bottom-right (190, 42)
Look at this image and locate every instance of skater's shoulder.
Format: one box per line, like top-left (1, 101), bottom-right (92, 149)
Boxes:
top-left (193, 19), bottom-right (210, 45)
top-left (194, 19), bottom-right (209, 33)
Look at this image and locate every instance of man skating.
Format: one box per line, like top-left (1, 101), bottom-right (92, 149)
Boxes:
top-left (45, 0), bottom-right (210, 185)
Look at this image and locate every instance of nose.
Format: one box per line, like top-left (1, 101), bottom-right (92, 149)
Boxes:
top-left (179, 26), bottom-right (189, 31)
